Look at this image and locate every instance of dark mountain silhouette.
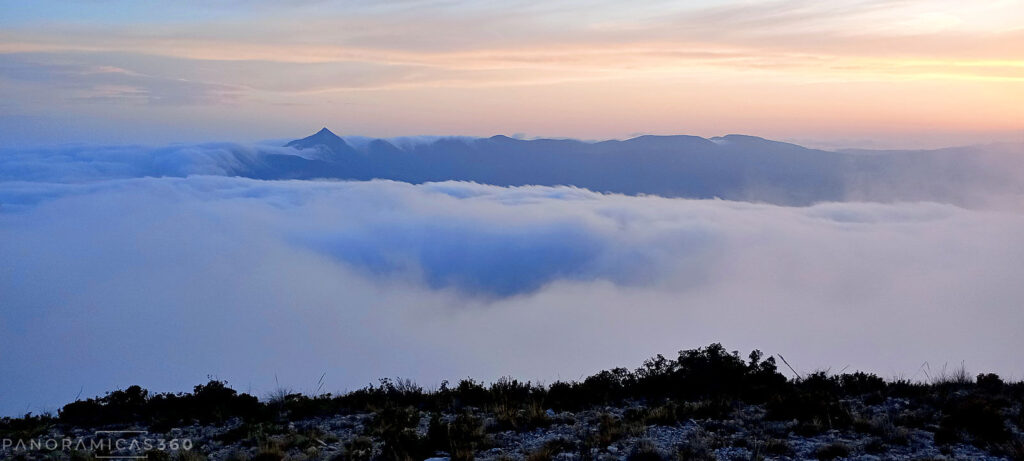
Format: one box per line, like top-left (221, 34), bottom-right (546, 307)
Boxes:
top-left (284, 127), bottom-right (357, 156)
top-left (270, 129), bottom-right (848, 204)
top-left (282, 127), bottom-right (366, 171)
top-left (264, 129), bottom-right (1021, 206)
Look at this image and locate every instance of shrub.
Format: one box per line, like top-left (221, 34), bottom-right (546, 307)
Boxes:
top-left (0, 413), bottom-right (54, 440)
top-left (596, 413), bottom-right (625, 447)
top-left (627, 441), bottom-right (665, 461)
top-left (59, 385), bottom-right (149, 426)
top-left (813, 442), bottom-right (850, 460)
top-left (939, 396), bottom-right (1009, 445)
top-left (249, 450), bottom-right (283, 461)
top-left (929, 362), bottom-right (972, 387)
top-left (338, 437), bottom-right (374, 461)
top-left (976, 373), bottom-right (1004, 392)
top-left (644, 402), bottom-right (679, 426)
top-left (853, 414), bottom-right (909, 446)
top-left (676, 429), bottom-right (720, 461)
top-left (366, 405), bottom-right (426, 461)
top-left (174, 451), bottom-right (207, 461)
top-left (678, 399), bottom-right (733, 420)
top-left (863, 437), bottom-right (886, 454)
top-left (489, 401), bottom-right (551, 432)
top-left (579, 368), bottom-right (633, 404)
top-left (490, 377), bottom-right (541, 405)
top-left (765, 390), bottom-right (851, 434)
top-left (428, 411), bottom-right (486, 461)
top-left (525, 447), bottom-right (554, 461)
top-left (763, 438), bottom-right (793, 456)
top-left (222, 450), bottom-right (249, 461)
top-left (60, 381), bottom-right (264, 429)
top-left (545, 381), bottom-right (583, 411)
top-left (526, 438), bottom-right (575, 461)
top-left (451, 379), bottom-right (489, 409)
top-left (742, 437), bottom-right (792, 457)
top-left (838, 372), bottom-right (887, 395)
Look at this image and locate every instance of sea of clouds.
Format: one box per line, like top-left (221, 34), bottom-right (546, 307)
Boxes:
top-left (1, 142), bottom-right (1023, 415)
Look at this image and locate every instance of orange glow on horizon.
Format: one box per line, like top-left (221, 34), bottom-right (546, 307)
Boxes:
top-left (1, 1), bottom-right (1022, 147)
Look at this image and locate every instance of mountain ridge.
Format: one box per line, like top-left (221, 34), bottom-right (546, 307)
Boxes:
top-left (261, 128), bottom-right (1021, 206)
top-left (273, 128), bottom-right (843, 204)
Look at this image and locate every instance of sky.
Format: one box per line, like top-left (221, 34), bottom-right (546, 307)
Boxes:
top-left (1, 0), bottom-right (1023, 148)
top-left (1, 1), bottom-right (1024, 416)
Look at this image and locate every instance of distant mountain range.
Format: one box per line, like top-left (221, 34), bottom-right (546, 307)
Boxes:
top-left (251, 128), bottom-right (1023, 206)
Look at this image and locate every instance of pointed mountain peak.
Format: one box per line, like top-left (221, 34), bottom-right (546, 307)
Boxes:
top-left (304, 127), bottom-right (343, 141)
top-left (286, 127), bottom-right (344, 146)
top-left (284, 127), bottom-right (358, 158)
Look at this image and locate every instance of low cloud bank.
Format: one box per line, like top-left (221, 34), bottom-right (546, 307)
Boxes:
top-left (4, 138), bottom-right (1023, 207)
top-left (0, 143), bottom-right (287, 183)
top-left (1, 176), bottom-right (1022, 416)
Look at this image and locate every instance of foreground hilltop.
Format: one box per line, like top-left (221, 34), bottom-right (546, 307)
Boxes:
top-left (2, 344), bottom-right (1022, 460)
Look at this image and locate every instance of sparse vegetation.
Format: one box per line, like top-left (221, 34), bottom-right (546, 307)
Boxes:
top-left (675, 428), bottom-right (720, 461)
top-left (1, 343), bottom-right (1021, 461)
top-left (625, 441), bottom-right (663, 461)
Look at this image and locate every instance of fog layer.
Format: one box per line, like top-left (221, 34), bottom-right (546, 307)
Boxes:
top-left (2, 176), bottom-right (1022, 415)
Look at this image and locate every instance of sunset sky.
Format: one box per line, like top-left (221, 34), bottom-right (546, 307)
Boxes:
top-left (4, 0), bottom-right (1024, 417)
top-left (1, 0), bottom-right (1022, 148)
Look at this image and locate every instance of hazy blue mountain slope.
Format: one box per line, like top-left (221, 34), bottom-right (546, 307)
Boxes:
top-left (6, 129), bottom-right (1011, 206)
top-left (278, 129), bottom-right (852, 204)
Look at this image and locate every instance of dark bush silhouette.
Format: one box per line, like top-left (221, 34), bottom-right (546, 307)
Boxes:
top-left (937, 395), bottom-right (1010, 446)
top-left (765, 371), bottom-right (858, 434)
top-left (367, 404), bottom-right (427, 461)
top-left (977, 373), bottom-right (1004, 392)
top-left (429, 411), bottom-right (486, 461)
top-left (57, 380), bottom-right (262, 429)
top-left (0, 413), bottom-right (54, 440)
top-left (59, 385), bottom-right (149, 426)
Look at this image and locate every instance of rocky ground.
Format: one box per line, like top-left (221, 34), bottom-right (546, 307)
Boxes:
top-left (3, 345), bottom-right (1021, 460)
top-left (4, 395), bottom-right (1018, 461)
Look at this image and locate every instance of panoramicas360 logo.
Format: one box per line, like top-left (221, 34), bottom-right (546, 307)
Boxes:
top-left (2, 431), bottom-right (194, 459)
